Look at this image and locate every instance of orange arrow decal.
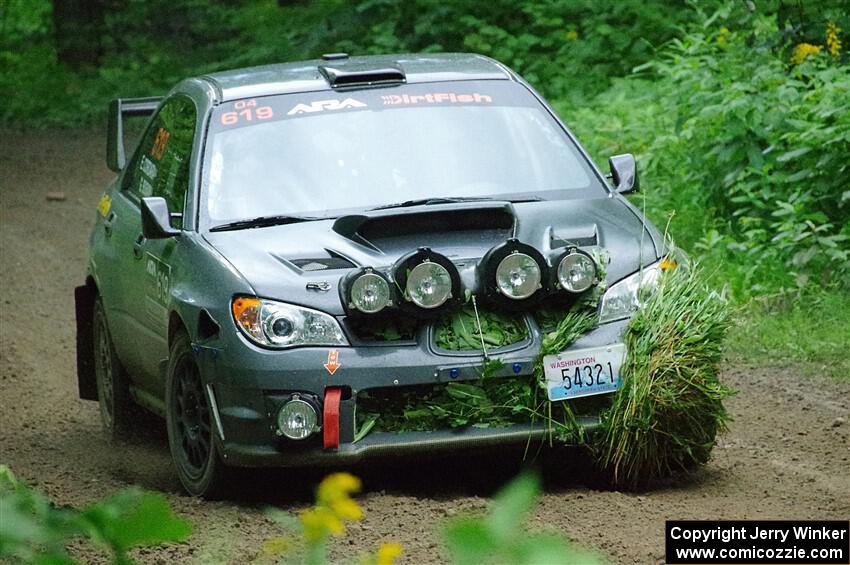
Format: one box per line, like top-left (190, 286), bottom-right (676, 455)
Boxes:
top-left (324, 349), bottom-right (340, 375)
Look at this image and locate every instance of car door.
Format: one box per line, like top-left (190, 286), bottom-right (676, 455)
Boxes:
top-left (93, 132), bottom-right (159, 389)
top-left (104, 95), bottom-right (197, 395)
top-left (123, 96), bottom-right (198, 393)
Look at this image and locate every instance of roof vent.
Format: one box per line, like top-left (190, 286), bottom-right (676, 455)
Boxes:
top-left (321, 53), bottom-right (349, 61)
top-left (319, 65), bottom-right (406, 88)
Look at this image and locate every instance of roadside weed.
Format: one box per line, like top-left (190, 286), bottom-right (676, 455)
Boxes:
top-left (263, 471), bottom-right (602, 564)
top-left (0, 465), bottom-right (191, 564)
top-left (443, 472), bottom-right (605, 565)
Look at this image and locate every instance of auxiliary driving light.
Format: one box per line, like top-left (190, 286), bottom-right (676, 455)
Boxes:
top-left (480, 239), bottom-right (547, 304)
top-left (556, 249), bottom-right (597, 293)
top-left (344, 268), bottom-right (393, 314)
top-left (407, 261), bottom-right (452, 308)
top-left (393, 248), bottom-right (461, 313)
top-left (276, 396), bottom-right (319, 440)
top-left (496, 252), bottom-right (542, 299)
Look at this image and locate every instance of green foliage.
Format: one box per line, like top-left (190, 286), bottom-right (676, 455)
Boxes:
top-left (357, 286), bottom-right (603, 437)
top-left (356, 374), bottom-right (541, 433)
top-left (556, 6), bottom-right (848, 373)
top-left (598, 265), bottom-right (733, 488)
top-left (262, 472), bottom-right (600, 564)
top-left (563, 11), bottom-right (850, 297)
top-left (726, 289), bottom-right (850, 381)
top-left (2, 0), bottom-right (722, 127)
top-left (443, 472), bottom-right (604, 565)
top-left (434, 306), bottom-right (528, 351)
top-left (0, 465), bottom-right (192, 564)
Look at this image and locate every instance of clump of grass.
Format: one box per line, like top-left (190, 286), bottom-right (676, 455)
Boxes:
top-left (597, 264), bottom-right (733, 488)
top-left (433, 306), bottom-right (528, 351)
top-left (355, 297), bottom-right (600, 439)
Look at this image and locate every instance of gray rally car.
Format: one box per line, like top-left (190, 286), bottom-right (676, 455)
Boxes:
top-left (75, 53), bottom-right (666, 496)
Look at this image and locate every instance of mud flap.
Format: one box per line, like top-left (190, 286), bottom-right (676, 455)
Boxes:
top-left (74, 284), bottom-right (98, 400)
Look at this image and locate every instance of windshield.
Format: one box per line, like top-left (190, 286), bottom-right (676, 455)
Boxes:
top-left (202, 80), bottom-right (604, 226)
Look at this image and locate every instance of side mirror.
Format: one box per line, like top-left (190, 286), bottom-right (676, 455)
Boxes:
top-left (141, 197), bottom-right (180, 239)
top-left (608, 153), bottom-right (639, 195)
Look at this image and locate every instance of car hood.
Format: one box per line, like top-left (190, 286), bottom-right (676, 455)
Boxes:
top-left (203, 198), bottom-right (659, 316)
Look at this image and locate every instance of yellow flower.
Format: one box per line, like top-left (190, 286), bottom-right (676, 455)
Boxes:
top-left (376, 543), bottom-right (403, 565)
top-left (826, 22), bottom-right (842, 57)
top-left (717, 26), bottom-right (729, 47)
top-left (565, 30), bottom-right (578, 41)
top-left (790, 42), bottom-right (823, 64)
top-left (660, 257), bottom-right (678, 271)
top-left (317, 472), bottom-right (361, 505)
top-left (301, 507), bottom-right (345, 542)
top-left (301, 472), bottom-right (364, 543)
top-left (331, 496), bottom-right (364, 521)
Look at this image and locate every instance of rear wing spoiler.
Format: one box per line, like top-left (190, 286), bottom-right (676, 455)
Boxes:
top-left (107, 96), bottom-right (162, 173)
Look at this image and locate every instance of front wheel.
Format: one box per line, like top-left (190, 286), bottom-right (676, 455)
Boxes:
top-left (165, 332), bottom-right (228, 497)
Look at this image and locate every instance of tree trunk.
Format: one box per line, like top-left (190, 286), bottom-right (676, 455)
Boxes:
top-left (52, 0), bottom-right (106, 68)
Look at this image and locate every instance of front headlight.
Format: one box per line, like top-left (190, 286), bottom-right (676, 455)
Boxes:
top-left (598, 262), bottom-right (662, 324)
top-left (231, 297), bottom-right (348, 348)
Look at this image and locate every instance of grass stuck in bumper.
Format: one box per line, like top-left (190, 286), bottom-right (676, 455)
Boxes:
top-left (354, 262), bottom-right (733, 487)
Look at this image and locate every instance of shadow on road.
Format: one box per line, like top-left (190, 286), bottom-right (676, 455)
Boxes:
top-left (72, 409), bottom-right (706, 505)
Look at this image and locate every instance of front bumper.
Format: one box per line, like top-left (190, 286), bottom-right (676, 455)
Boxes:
top-left (223, 418), bottom-right (601, 467)
top-left (198, 317), bottom-right (627, 468)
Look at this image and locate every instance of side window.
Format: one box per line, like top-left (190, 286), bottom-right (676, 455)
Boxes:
top-left (125, 96), bottom-right (196, 228)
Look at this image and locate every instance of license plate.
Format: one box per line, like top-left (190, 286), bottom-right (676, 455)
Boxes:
top-left (543, 344), bottom-right (626, 401)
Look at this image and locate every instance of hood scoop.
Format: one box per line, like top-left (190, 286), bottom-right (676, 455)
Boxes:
top-left (332, 203), bottom-right (516, 255)
top-left (276, 250), bottom-right (356, 272)
top-left (549, 225), bottom-right (598, 249)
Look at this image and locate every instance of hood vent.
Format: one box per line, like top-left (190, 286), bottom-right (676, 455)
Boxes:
top-left (289, 253), bottom-right (356, 272)
top-left (334, 205), bottom-right (515, 240)
top-left (332, 205), bottom-right (516, 257)
top-left (550, 225), bottom-right (598, 249)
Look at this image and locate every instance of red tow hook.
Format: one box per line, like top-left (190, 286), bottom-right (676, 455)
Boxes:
top-left (323, 387), bottom-right (342, 449)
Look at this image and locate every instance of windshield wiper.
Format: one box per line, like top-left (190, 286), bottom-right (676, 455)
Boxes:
top-left (209, 214), bottom-right (326, 232)
top-left (370, 195), bottom-right (542, 211)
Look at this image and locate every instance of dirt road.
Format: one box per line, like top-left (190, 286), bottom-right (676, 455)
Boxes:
top-left (1, 130), bottom-right (848, 564)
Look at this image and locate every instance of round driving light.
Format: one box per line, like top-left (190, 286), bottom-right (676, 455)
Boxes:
top-left (478, 240), bottom-right (547, 307)
top-left (557, 252), bottom-right (597, 293)
top-left (406, 261), bottom-right (452, 309)
top-left (276, 398), bottom-right (318, 440)
top-left (495, 253), bottom-right (542, 300)
top-left (392, 248), bottom-right (461, 315)
top-left (349, 272), bottom-right (391, 313)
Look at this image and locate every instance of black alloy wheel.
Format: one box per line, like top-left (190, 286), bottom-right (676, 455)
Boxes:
top-left (165, 331), bottom-right (227, 497)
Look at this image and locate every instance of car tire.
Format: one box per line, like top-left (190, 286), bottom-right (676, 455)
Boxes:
top-left (165, 331), bottom-right (228, 498)
top-left (92, 296), bottom-right (133, 439)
